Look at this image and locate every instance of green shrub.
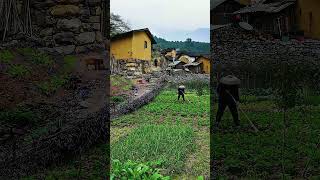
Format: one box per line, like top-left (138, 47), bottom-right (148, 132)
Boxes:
top-left (18, 48), bottom-right (53, 66)
top-left (111, 159), bottom-right (170, 180)
top-left (0, 108), bottom-right (37, 125)
top-left (111, 96), bottom-right (125, 103)
top-left (38, 75), bottom-right (68, 95)
top-left (0, 50), bottom-right (14, 63)
top-left (6, 64), bottom-right (30, 78)
top-left (63, 55), bottom-right (77, 73)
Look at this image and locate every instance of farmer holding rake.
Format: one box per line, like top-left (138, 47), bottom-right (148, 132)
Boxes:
top-left (178, 85), bottom-right (185, 101)
top-left (215, 75), bottom-right (241, 129)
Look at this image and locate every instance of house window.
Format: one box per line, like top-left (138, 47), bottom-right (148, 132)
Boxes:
top-left (144, 41), bottom-right (147, 49)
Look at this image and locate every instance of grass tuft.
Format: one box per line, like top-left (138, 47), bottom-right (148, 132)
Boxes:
top-left (6, 64), bottom-right (30, 78)
top-left (0, 49), bottom-right (15, 63)
top-left (111, 124), bottom-right (195, 173)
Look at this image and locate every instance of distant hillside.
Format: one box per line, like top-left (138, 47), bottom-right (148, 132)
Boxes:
top-left (153, 36), bottom-right (210, 54)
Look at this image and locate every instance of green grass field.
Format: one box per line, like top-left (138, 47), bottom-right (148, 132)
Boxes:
top-left (111, 90), bottom-right (210, 179)
top-left (212, 95), bottom-right (320, 179)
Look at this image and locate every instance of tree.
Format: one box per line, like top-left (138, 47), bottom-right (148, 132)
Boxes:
top-left (110, 13), bottom-right (131, 37)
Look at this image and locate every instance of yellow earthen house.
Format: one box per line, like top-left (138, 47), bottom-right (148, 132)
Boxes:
top-left (197, 56), bottom-right (211, 74)
top-left (111, 28), bottom-right (157, 61)
top-left (296, 0), bottom-right (320, 39)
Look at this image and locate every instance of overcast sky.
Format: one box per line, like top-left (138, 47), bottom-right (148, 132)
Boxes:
top-left (111, 0), bottom-right (210, 41)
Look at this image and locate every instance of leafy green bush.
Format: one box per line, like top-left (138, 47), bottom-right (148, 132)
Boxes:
top-left (38, 75), bottom-right (68, 95)
top-left (6, 64), bottom-right (30, 78)
top-left (111, 96), bottom-right (126, 104)
top-left (111, 159), bottom-right (170, 180)
top-left (0, 108), bottom-right (37, 125)
top-left (0, 49), bottom-right (14, 63)
top-left (63, 55), bottom-right (77, 73)
top-left (18, 48), bottom-right (53, 66)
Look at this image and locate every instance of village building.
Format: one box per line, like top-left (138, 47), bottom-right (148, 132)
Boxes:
top-left (196, 55), bottom-right (211, 74)
top-left (110, 28), bottom-right (157, 75)
top-left (168, 60), bottom-right (186, 70)
top-left (226, 0), bottom-right (320, 40)
top-left (111, 28), bottom-right (157, 61)
top-left (211, 0), bottom-right (247, 25)
top-left (295, 0), bottom-right (320, 39)
top-left (232, 0), bottom-right (297, 38)
top-left (166, 50), bottom-right (211, 74)
top-left (163, 48), bottom-right (177, 60)
top-left (183, 62), bottom-right (202, 73)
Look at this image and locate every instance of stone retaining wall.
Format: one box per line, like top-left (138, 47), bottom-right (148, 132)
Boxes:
top-left (111, 77), bottom-right (166, 120)
top-left (212, 26), bottom-right (320, 88)
top-left (1, 0), bottom-right (106, 55)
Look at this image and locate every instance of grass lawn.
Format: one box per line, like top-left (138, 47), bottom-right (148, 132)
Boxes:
top-left (212, 95), bottom-right (320, 179)
top-left (111, 90), bottom-right (210, 178)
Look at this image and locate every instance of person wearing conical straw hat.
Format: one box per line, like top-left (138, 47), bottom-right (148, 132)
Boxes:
top-left (178, 85), bottom-right (185, 101)
top-left (215, 75), bottom-right (241, 129)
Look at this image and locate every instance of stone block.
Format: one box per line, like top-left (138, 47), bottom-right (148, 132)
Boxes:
top-left (55, 45), bottom-right (75, 54)
top-left (76, 32), bottom-right (95, 45)
top-left (50, 5), bottom-right (80, 17)
top-left (57, 18), bottom-right (81, 32)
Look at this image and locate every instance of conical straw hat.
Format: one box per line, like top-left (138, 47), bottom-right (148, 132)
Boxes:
top-left (220, 75), bottom-right (240, 85)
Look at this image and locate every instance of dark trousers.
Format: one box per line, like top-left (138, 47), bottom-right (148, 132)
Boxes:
top-left (216, 98), bottom-right (239, 126)
top-left (178, 93), bottom-right (185, 101)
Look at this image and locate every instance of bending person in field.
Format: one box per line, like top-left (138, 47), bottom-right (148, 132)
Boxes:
top-left (215, 75), bottom-right (240, 129)
top-left (178, 85), bottom-right (185, 101)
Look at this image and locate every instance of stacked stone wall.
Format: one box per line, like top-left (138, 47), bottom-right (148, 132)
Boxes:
top-left (1, 0), bottom-right (106, 55)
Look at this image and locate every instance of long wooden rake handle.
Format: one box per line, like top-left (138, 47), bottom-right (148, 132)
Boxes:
top-left (226, 90), bottom-right (259, 132)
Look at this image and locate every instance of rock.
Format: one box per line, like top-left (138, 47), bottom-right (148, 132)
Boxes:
top-left (80, 8), bottom-right (90, 16)
top-left (96, 7), bottom-right (101, 15)
top-left (50, 5), bottom-right (80, 17)
top-left (55, 45), bottom-right (75, 54)
top-left (127, 67), bottom-right (136, 71)
top-left (75, 45), bottom-right (89, 54)
top-left (45, 16), bottom-right (57, 25)
top-left (76, 32), bottom-right (95, 45)
top-left (87, 43), bottom-right (105, 52)
top-left (89, 16), bottom-right (100, 23)
top-left (38, 47), bottom-right (56, 54)
top-left (57, 18), bottom-right (81, 32)
top-left (81, 23), bottom-right (94, 31)
top-left (54, 32), bottom-right (75, 45)
top-left (93, 23), bottom-right (100, 31)
top-left (95, 31), bottom-right (103, 43)
top-left (79, 101), bottom-right (90, 108)
top-left (33, 11), bottom-right (47, 26)
top-left (134, 72), bottom-right (142, 76)
top-left (126, 63), bottom-right (137, 67)
top-left (40, 28), bottom-right (53, 37)
top-left (54, 0), bottom-right (81, 4)
top-left (32, 0), bottom-right (55, 9)
top-left (87, 0), bottom-right (101, 6)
